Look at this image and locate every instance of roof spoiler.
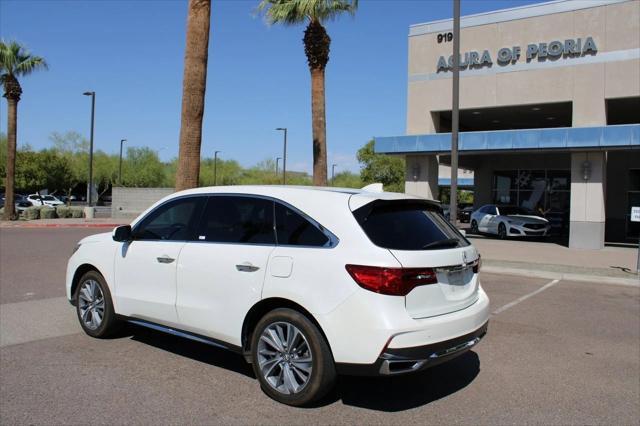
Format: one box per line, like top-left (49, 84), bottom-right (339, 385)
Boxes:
top-left (361, 183), bottom-right (384, 193)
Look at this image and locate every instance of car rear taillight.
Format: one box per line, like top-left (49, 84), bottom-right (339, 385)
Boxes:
top-left (345, 265), bottom-right (437, 296)
top-left (473, 255), bottom-right (481, 274)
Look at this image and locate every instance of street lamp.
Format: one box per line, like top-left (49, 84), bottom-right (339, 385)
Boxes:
top-left (213, 150), bottom-right (221, 186)
top-left (276, 128), bottom-right (287, 185)
top-left (83, 91), bottom-right (95, 206)
top-left (331, 164), bottom-right (337, 185)
top-left (118, 139), bottom-right (127, 186)
top-left (276, 157), bottom-right (282, 176)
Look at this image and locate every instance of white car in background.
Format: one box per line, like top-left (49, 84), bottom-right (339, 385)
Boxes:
top-left (470, 204), bottom-right (550, 239)
top-left (26, 194), bottom-right (64, 207)
top-left (66, 186), bottom-right (489, 406)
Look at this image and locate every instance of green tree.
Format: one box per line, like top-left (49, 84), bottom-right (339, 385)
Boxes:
top-left (49, 131), bottom-right (89, 201)
top-left (1, 40), bottom-right (48, 219)
top-left (357, 140), bottom-right (405, 192)
top-left (15, 149), bottom-right (71, 193)
top-left (331, 171), bottom-right (362, 188)
top-left (121, 147), bottom-right (166, 187)
top-left (258, 0), bottom-right (358, 186)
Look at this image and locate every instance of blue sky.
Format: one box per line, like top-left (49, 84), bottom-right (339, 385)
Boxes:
top-left (0, 0), bottom-right (540, 173)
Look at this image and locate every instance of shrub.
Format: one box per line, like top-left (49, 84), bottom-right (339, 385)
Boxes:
top-left (40, 206), bottom-right (57, 219)
top-left (56, 206), bottom-right (72, 218)
top-left (24, 207), bottom-right (40, 220)
top-left (70, 207), bottom-right (84, 218)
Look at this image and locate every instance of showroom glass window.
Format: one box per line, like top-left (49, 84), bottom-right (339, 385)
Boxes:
top-left (627, 169), bottom-right (640, 239)
top-left (493, 169), bottom-right (570, 234)
top-left (197, 196), bottom-right (275, 244)
top-left (134, 197), bottom-right (206, 241)
top-left (274, 203), bottom-right (329, 247)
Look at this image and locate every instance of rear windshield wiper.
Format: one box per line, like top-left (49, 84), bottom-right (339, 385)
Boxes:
top-left (422, 238), bottom-right (460, 250)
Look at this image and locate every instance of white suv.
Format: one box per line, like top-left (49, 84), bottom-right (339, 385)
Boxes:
top-left (66, 186), bottom-right (489, 406)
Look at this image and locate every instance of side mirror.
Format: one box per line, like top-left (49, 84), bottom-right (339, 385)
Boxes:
top-left (112, 225), bottom-right (133, 242)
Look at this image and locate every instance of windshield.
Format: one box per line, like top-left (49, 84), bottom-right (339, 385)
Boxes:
top-left (353, 200), bottom-right (469, 251)
top-left (42, 196), bottom-right (56, 201)
top-left (498, 206), bottom-right (537, 216)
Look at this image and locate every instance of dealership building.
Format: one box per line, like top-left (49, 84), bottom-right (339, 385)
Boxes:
top-left (375, 0), bottom-right (639, 249)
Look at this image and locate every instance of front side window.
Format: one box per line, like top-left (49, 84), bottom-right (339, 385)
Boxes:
top-left (134, 196), bottom-right (206, 241)
top-left (197, 196), bottom-right (275, 244)
top-left (353, 200), bottom-right (469, 251)
top-left (274, 203), bottom-right (329, 247)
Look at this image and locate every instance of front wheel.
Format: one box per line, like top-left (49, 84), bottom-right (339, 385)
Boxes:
top-left (251, 308), bottom-right (336, 406)
top-left (75, 270), bottom-right (121, 338)
top-left (498, 223), bottom-right (507, 239)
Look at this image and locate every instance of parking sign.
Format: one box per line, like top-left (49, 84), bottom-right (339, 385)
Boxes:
top-left (632, 207), bottom-right (640, 223)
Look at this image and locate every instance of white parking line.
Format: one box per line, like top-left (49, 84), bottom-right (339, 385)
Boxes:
top-left (491, 279), bottom-right (560, 316)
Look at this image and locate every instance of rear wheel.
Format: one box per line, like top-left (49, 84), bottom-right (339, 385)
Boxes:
top-left (251, 308), bottom-right (336, 406)
top-left (498, 223), bottom-right (507, 239)
top-left (75, 270), bottom-right (121, 338)
top-left (470, 220), bottom-right (479, 234)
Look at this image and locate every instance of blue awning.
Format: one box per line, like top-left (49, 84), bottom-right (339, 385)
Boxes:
top-left (375, 124), bottom-right (640, 154)
top-left (438, 178), bottom-right (474, 186)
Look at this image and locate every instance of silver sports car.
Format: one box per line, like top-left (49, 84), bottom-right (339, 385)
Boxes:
top-left (470, 205), bottom-right (550, 239)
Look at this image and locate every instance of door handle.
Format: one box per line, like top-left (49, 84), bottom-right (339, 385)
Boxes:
top-left (157, 256), bottom-right (175, 264)
top-left (236, 263), bottom-right (260, 272)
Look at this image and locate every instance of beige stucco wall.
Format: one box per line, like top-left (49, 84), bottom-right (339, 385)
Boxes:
top-left (407, 0), bottom-right (640, 134)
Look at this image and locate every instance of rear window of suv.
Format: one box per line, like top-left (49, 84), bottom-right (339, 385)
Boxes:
top-left (353, 200), bottom-right (469, 251)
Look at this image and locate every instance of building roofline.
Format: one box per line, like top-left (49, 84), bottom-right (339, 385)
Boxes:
top-left (409, 0), bottom-right (630, 37)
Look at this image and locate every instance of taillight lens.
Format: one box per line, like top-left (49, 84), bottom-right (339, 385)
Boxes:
top-left (473, 254), bottom-right (481, 273)
top-left (345, 265), bottom-right (437, 296)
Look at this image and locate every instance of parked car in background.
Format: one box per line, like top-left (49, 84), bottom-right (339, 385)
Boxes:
top-left (0, 193), bottom-right (32, 213)
top-left (470, 204), bottom-right (550, 239)
top-left (67, 186), bottom-right (489, 406)
top-left (27, 194), bottom-right (64, 207)
top-left (458, 205), bottom-right (474, 223)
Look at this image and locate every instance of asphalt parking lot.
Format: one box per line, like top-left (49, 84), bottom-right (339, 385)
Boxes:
top-left (1, 228), bottom-right (639, 425)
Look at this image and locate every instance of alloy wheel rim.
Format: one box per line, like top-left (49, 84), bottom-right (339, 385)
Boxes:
top-left (257, 321), bottom-right (313, 395)
top-left (78, 279), bottom-right (105, 330)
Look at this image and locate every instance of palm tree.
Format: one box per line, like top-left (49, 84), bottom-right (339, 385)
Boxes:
top-left (258, 0), bottom-right (358, 186)
top-left (175, 0), bottom-right (211, 191)
top-left (0, 41), bottom-right (47, 220)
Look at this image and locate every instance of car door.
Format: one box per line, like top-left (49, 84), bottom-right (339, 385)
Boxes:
top-left (114, 196), bottom-right (206, 326)
top-left (487, 206), bottom-right (501, 233)
top-left (478, 206), bottom-right (494, 232)
top-left (176, 195), bottom-right (276, 345)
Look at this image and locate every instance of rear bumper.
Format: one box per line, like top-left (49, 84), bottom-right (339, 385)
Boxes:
top-left (336, 321), bottom-right (488, 376)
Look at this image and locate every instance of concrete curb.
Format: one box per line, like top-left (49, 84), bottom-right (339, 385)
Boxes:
top-left (482, 265), bottom-right (640, 287)
top-left (0, 222), bottom-right (124, 229)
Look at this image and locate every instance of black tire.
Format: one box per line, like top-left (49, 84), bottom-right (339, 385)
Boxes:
top-left (470, 220), bottom-right (479, 234)
top-left (75, 270), bottom-right (121, 338)
top-left (250, 308), bottom-right (336, 406)
top-left (498, 223), bottom-right (507, 239)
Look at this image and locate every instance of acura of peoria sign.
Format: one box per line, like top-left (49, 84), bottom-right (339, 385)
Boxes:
top-left (436, 36), bottom-right (597, 72)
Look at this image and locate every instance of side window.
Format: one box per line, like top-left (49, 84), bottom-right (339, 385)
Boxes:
top-left (274, 203), bottom-right (329, 247)
top-left (197, 196), bottom-right (275, 244)
top-left (134, 197), bottom-right (205, 241)
top-left (490, 206), bottom-right (498, 215)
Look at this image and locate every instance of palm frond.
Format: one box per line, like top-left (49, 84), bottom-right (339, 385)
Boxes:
top-left (257, 0), bottom-right (358, 26)
top-left (0, 39), bottom-right (48, 78)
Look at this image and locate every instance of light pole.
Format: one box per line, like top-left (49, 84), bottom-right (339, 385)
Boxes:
top-left (276, 128), bottom-right (287, 184)
top-left (276, 157), bottom-right (282, 176)
top-left (213, 150), bottom-right (221, 186)
top-left (83, 91), bottom-right (95, 206)
top-left (331, 164), bottom-right (337, 185)
top-left (118, 139), bottom-right (127, 186)
top-left (449, 0), bottom-right (461, 226)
